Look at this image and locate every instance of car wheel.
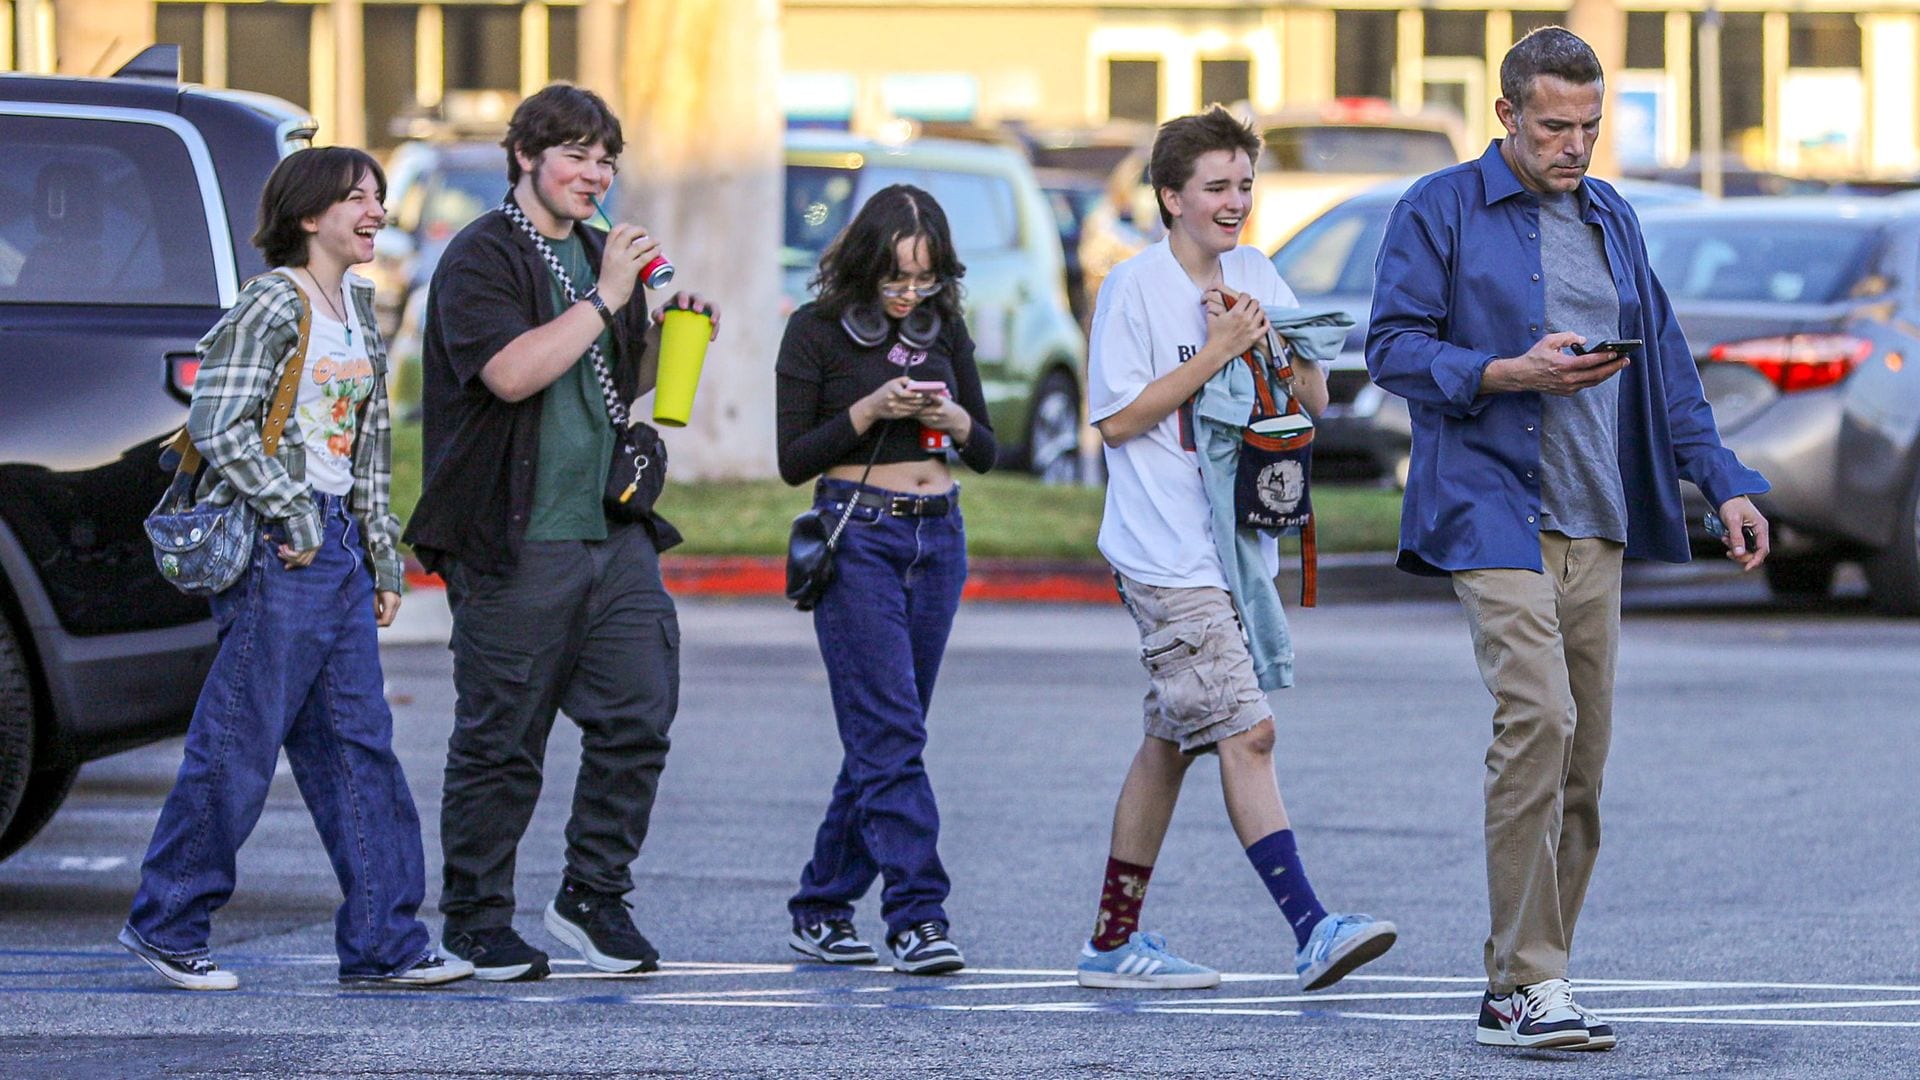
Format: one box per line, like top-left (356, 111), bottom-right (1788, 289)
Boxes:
top-left (1026, 370), bottom-right (1082, 485)
top-left (0, 763), bottom-right (79, 862)
top-left (1763, 554), bottom-right (1841, 599)
top-left (1865, 462), bottom-right (1920, 616)
top-left (0, 616), bottom-right (33, 839)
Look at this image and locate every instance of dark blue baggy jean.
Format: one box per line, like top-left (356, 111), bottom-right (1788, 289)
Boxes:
top-left (126, 492), bottom-right (430, 978)
top-left (788, 479), bottom-right (967, 937)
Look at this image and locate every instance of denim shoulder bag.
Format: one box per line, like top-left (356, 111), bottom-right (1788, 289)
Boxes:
top-left (145, 285), bottom-right (311, 596)
top-left (786, 426), bottom-right (890, 611)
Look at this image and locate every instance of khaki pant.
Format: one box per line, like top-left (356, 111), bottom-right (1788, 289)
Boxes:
top-left (1452, 532), bottom-right (1623, 993)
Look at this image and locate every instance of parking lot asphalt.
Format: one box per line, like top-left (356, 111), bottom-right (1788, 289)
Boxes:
top-left (2, 571), bottom-right (1916, 1078)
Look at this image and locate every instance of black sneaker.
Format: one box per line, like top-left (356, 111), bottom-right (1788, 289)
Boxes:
top-left (443, 926), bottom-right (551, 982)
top-left (887, 921), bottom-right (965, 975)
top-left (544, 880), bottom-right (660, 973)
top-left (118, 924), bottom-right (237, 991)
top-left (789, 918), bottom-right (878, 964)
top-left (339, 950), bottom-right (475, 988)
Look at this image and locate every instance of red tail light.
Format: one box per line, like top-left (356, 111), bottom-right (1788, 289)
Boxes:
top-left (169, 355), bottom-right (201, 396)
top-left (1706, 334), bottom-right (1871, 393)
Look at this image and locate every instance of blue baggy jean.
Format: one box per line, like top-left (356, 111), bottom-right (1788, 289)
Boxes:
top-left (788, 479), bottom-right (967, 937)
top-left (126, 491), bottom-right (431, 978)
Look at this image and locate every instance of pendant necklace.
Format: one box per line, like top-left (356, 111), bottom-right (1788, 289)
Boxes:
top-left (305, 268), bottom-right (353, 346)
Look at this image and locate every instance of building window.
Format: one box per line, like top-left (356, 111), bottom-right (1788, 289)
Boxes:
top-left (1199, 58), bottom-right (1251, 109)
top-left (549, 5), bottom-right (579, 83)
top-left (444, 5), bottom-right (521, 91)
top-left (1790, 14), bottom-right (1861, 68)
top-left (1511, 11), bottom-right (1564, 43)
top-left (154, 4), bottom-right (205, 84)
top-left (1692, 12), bottom-right (1765, 152)
top-left (1335, 11), bottom-right (1396, 99)
top-left (228, 6), bottom-right (311, 109)
top-left (1424, 11), bottom-right (1484, 59)
top-left (364, 6), bottom-right (418, 149)
top-left (1625, 12), bottom-right (1665, 70)
top-left (1108, 59), bottom-right (1160, 123)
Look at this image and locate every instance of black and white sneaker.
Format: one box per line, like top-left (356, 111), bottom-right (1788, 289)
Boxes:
top-left (887, 921), bottom-right (966, 975)
top-left (544, 880), bottom-right (660, 973)
top-left (1475, 978), bottom-right (1592, 1049)
top-left (789, 918), bottom-right (878, 964)
top-left (118, 924), bottom-right (238, 991)
top-left (339, 950), bottom-right (475, 988)
top-left (444, 926), bottom-right (552, 982)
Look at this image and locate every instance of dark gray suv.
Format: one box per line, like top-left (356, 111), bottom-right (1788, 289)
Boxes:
top-left (0, 47), bottom-right (311, 860)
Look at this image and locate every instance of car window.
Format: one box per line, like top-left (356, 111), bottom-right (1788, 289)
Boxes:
top-left (785, 164), bottom-right (861, 267)
top-left (0, 115), bottom-right (218, 305)
top-left (1644, 221), bottom-right (1879, 304)
top-left (914, 170), bottom-right (1020, 255)
top-left (421, 165), bottom-right (506, 241)
top-left (1272, 202), bottom-right (1391, 297)
top-left (1263, 126), bottom-right (1457, 174)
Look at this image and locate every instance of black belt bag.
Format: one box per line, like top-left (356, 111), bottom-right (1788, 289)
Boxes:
top-left (786, 430), bottom-right (889, 611)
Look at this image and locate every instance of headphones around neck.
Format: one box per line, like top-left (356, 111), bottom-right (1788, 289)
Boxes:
top-left (841, 302), bottom-right (942, 351)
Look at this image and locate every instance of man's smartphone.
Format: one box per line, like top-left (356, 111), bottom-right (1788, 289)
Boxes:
top-left (1570, 338), bottom-right (1641, 356)
top-left (1703, 512), bottom-right (1759, 550)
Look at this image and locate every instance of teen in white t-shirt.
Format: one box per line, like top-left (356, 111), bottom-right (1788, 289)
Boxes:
top-left (1088, 240), bottom-right (1296, 589)
top-left (282, 268), bottom-right (377, 497)
top-left (1072, 107), bottom-right (1393, 997)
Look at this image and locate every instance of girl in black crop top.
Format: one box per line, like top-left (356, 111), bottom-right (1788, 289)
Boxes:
top-left (777, 185), bottom-right (992, 970)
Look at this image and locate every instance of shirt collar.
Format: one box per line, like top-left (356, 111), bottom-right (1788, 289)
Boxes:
top-left (1477, 139), bottom-right (1614, 217)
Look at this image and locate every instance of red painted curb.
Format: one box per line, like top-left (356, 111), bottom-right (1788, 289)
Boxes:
top-left (406, 555), bottom-right (1118, 604)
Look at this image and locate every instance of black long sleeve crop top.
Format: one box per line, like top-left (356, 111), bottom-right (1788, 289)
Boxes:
top-left (775, 301), bottom-right (997, 485)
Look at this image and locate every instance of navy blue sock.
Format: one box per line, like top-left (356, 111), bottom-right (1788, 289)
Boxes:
top-left (1246, 829), bottom-right (1329, 949)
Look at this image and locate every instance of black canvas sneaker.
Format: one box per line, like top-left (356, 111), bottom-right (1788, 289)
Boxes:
top-left (339, 950), bottom-right (475, 988)
top-left (544, 880), bottom-right (660, 973)
top-left (118, 924), bottom-right (237, 991)
top-left (789, 918), bottom-right (879, 964)
top-left (443, 926), bottom-right (551, 982)
top-left (886, 921), bottom-right (966, 975)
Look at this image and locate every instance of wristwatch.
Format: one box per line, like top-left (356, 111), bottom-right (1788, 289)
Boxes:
top-left (583, 288), bottom-right (616, 328)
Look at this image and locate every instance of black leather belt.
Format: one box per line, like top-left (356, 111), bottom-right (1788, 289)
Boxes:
top-left (818, 484), bottom-right (952, 517)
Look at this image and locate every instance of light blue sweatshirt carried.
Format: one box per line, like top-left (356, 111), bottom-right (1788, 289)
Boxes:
top-left (1191, 305), bottom-right (1356, 692)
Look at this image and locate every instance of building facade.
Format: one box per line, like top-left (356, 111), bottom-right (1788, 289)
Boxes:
top-left (7, 0), bottom-right (1920, 177)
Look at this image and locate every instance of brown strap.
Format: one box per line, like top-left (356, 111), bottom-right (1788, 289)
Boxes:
top-left (1299, 515), bottom-right (1318, 609)
top-left (172, 280), bottom-right (312, 481)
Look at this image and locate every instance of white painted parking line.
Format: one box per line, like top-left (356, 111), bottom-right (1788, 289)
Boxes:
top-left (13, 948), bottom-right (1919, 1031)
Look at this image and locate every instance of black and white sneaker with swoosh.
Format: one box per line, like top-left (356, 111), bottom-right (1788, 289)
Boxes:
top-left (789, 918), bottom-right (878, 964)
top-left (886, 921), bottom-right (966, 975)
top-left (1475, 978), bottom-right (1592, 1049)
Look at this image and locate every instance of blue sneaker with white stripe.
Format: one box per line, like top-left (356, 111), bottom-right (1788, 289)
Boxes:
top-left (1295, 912), bottom-right (1397, 991)
top-left (1077, 931), bottom-right (1221, 990)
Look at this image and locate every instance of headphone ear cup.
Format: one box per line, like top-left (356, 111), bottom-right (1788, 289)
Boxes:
top-left (840, 303), bottom-right (889, 348)
top-left (898, 306), bottom-right (942, 350)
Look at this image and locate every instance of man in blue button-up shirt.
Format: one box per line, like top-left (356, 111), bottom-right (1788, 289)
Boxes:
top-left (1367, 28), bottom-right (1770, 1052)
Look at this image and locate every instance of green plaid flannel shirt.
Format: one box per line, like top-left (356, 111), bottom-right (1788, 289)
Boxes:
top-left (188, 271), bottom-right (404, 593)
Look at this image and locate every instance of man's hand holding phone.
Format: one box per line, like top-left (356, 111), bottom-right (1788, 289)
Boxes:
top-left (1480, 332), bottom-right (1632, 397)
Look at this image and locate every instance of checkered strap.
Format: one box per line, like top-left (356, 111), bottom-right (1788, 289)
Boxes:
top-left (498, 198), bottom-right (630, 429)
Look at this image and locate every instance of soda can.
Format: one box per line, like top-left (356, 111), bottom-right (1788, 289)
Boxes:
top-left (642, 255), bottom-right (675, 289)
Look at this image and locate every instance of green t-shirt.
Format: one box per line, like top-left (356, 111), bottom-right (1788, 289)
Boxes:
top-left (525, 231), bottom-right (617, 542)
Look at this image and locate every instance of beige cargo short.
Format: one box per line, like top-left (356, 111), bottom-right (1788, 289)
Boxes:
top-left (1114, 572), bottom-right (1273, 753)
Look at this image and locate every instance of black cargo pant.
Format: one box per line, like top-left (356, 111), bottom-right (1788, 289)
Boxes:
top-left (437, 523), bottom-right (680, 933)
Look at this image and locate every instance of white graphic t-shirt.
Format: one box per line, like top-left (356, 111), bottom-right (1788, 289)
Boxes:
top-left (1087, 240), bottom-right (1297, 589)
top-left (284, 270), bottom-right (375, 496)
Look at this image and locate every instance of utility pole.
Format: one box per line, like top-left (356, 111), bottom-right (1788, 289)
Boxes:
top-left (1699, 3), bottom-right (1725, 196)
top-left (619, 0), bottom-right (783, 479)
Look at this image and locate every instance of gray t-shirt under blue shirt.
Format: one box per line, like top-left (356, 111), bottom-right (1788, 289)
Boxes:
top-left (1537, 189), bottom-right (1628, 542)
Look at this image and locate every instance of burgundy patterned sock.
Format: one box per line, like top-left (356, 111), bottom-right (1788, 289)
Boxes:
top-left (1090, 857), bottom-right (1155, 952)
